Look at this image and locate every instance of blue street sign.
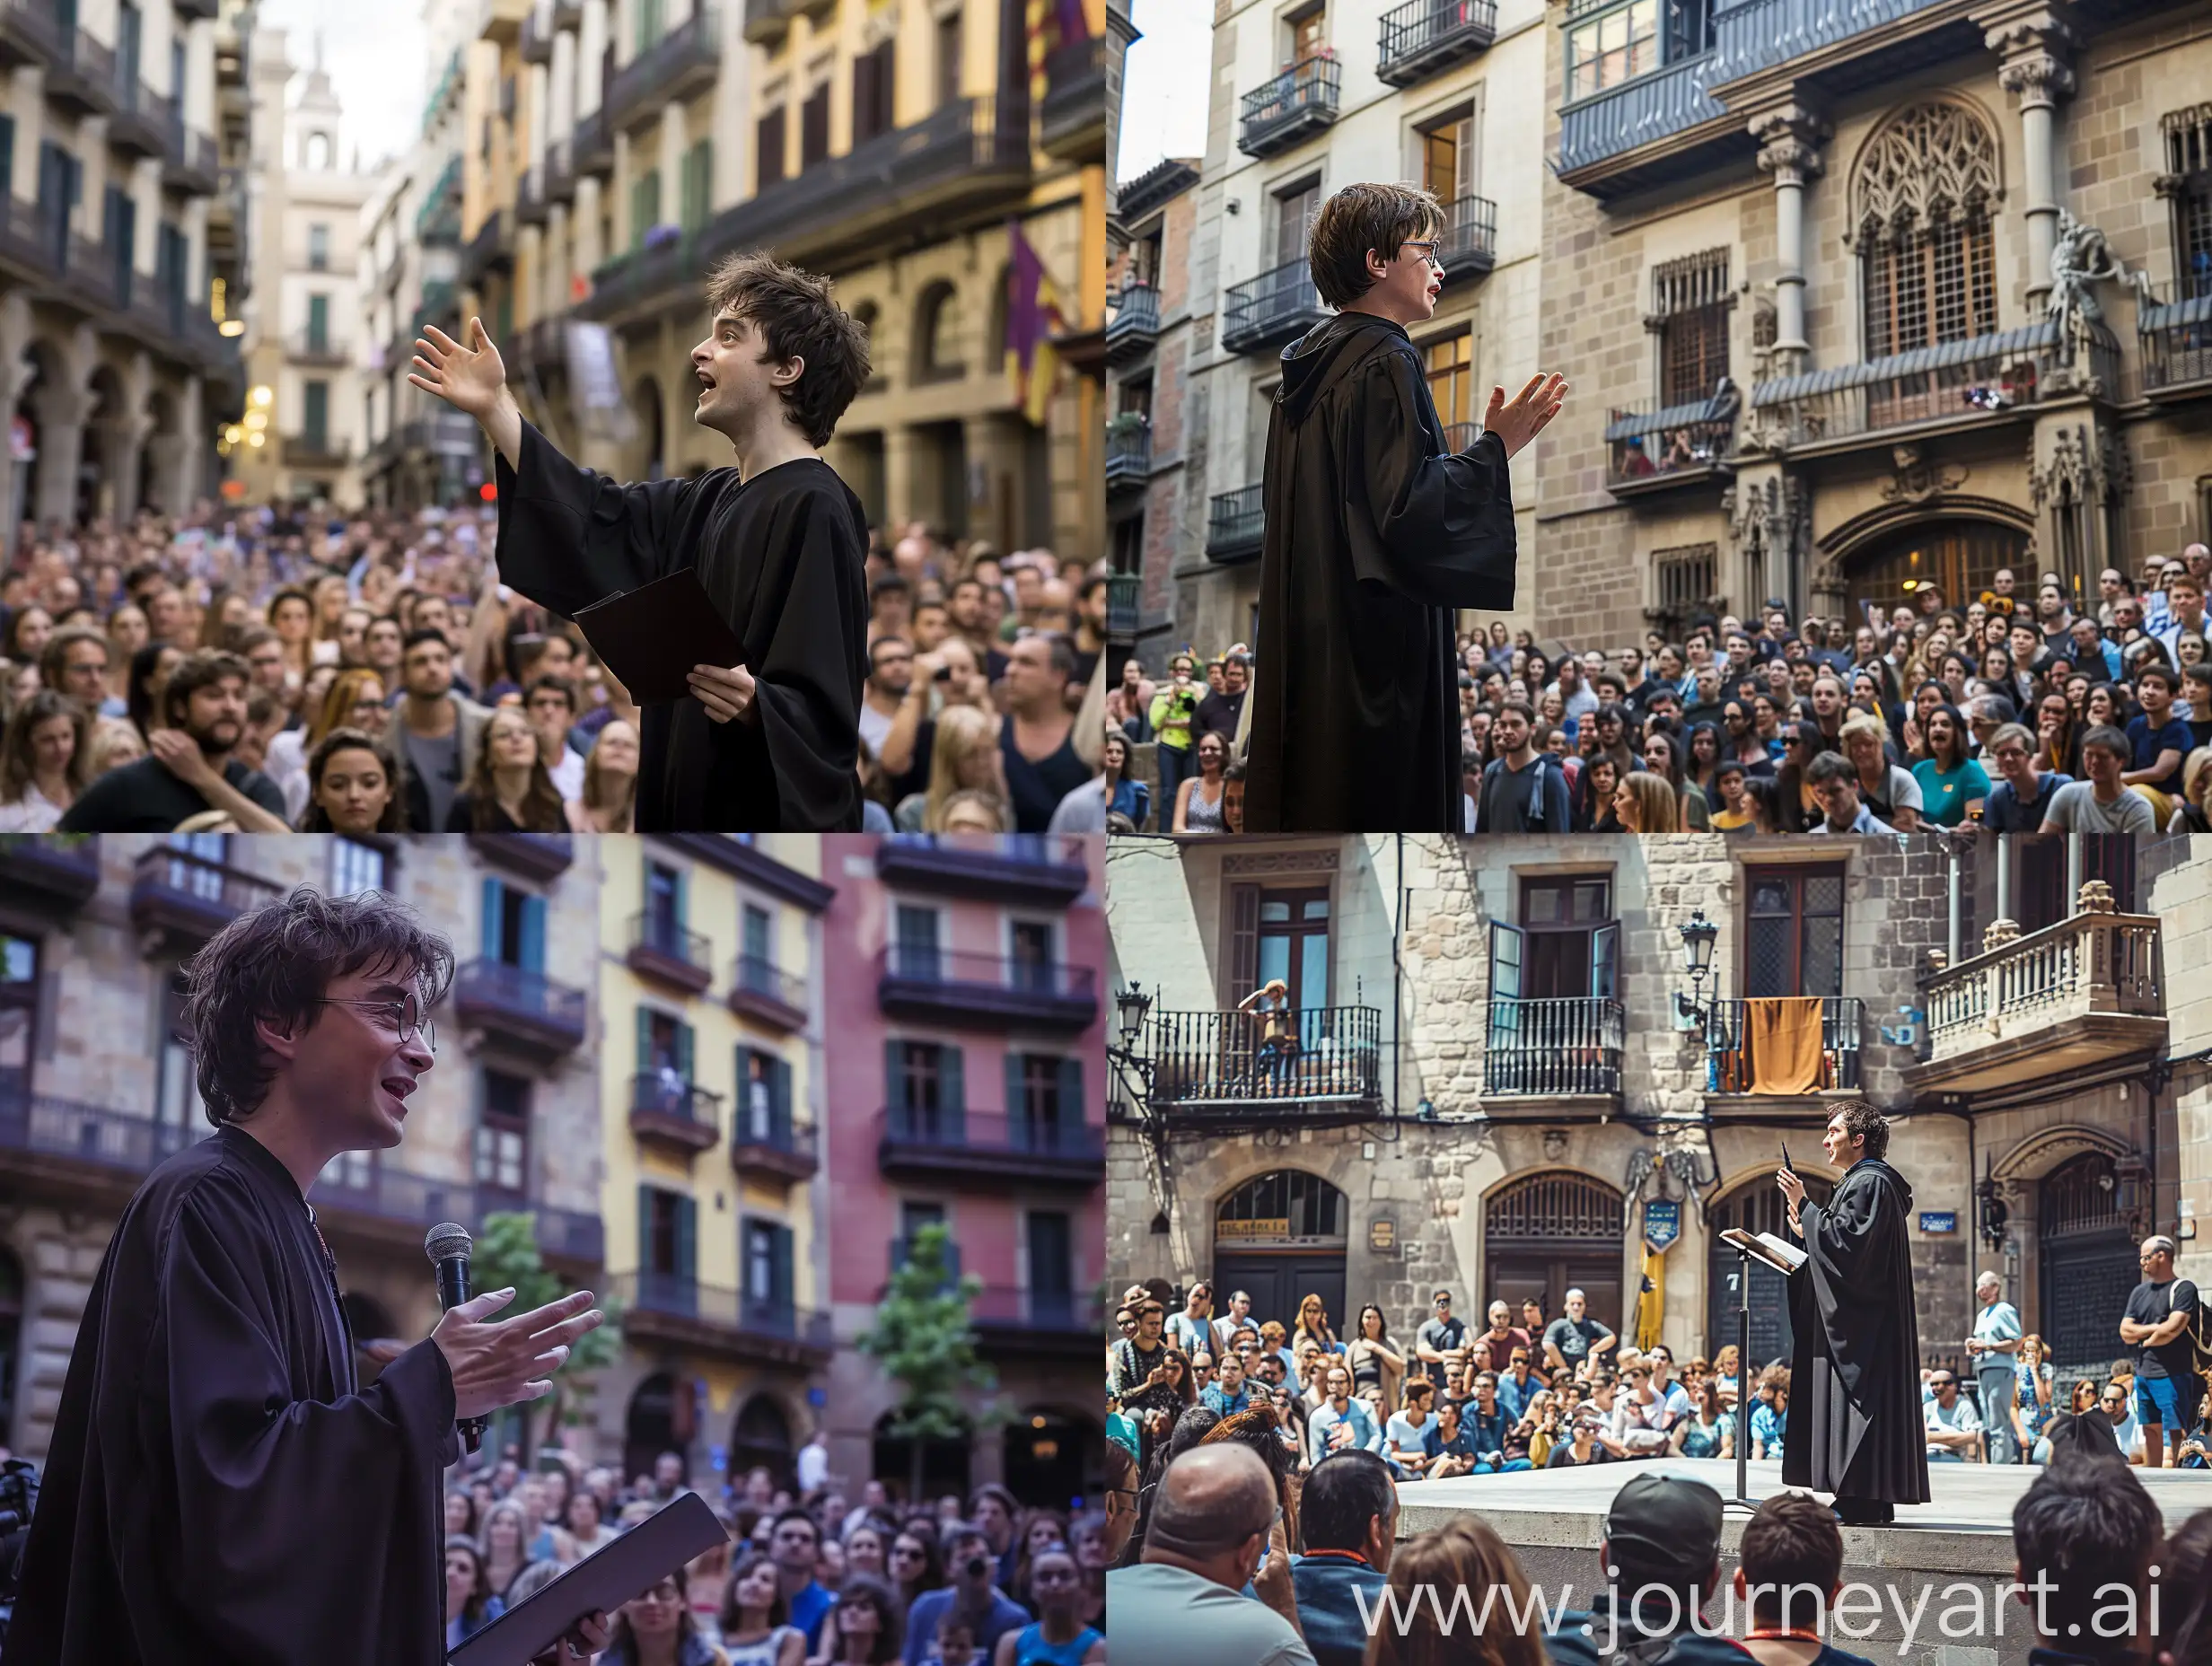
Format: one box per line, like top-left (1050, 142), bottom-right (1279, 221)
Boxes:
top-left (808, 1386), bottom-right (828, 1407)
top-left (1919, 1211), bottom-right (1957, 1233)
top-left (1644, 1199), bottom-right (1681, 1254)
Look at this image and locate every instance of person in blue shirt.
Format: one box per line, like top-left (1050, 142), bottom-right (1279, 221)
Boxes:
top-left (2124, 662), bottom-right (2192, 826)
top-left (1750, 1365), bottom-right (1789, 1459)
top-left (1307, 1362), bottom-right (1385, 1463)
top-left (1806, 752), bottom-right (1896, 835)
top-left (1288, 1451), bottom-right (1395, 1666)
top-left (1981, 723), bottom-right (2071, 832)
top-left (1459, 1372), bottom-right (1534, 1472)
top-left (998, 1543), bottom-right (1105, 1665)
top-left (1494, 1347), bottom-right (1542, 1424)
top-left (903, 1525), bottom-right (1033, 1666)
top-left (2066, 616), bottom-right (2122, 681)
top-left (766, 1508), bottom-right (836, 1652)
top-left (443, 1535), bottom-right (505, 1649)
top-left (1201, 1352), bottom-right (1252, 1418)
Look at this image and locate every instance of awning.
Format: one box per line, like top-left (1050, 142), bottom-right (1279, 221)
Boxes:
top-left (2140, 293), bottom-right (2212, 332)
top-left (1750, 319), bottom-right (2076, 405)
top-left (1603, 389), bottom-right (1738, 443)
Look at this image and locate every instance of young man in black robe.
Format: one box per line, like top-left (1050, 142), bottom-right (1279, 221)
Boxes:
top-left (1243, 181), bottom-right (1567, 832)
top-left (1778, 1101), bottom-right (1932, 1525)
top-left (6, 890), bottom-right (612, 1666)
top-left (409, 252), bottom-right (872, 830)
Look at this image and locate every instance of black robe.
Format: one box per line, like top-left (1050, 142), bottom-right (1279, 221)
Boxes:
top-left (4, 1125), bottom-right (460, 1666)
top-left (1783, 1156), bottom-right (1932, 1504)
top-left (1244, 311), bottom-right (1518, 832)
top-left (493, 420), bottom-right (869, 831)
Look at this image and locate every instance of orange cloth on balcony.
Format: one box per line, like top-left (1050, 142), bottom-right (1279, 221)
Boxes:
top-left (1744, 997), bottom-right (1826, 1094)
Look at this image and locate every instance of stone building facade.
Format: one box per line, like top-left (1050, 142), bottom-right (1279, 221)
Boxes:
top-left (1529, 0), bottom-right (2212, 646)
top-left (1108, 832), bottom-right (2203, 1385)
top-left (0, 833), bottom-right (605, 1461)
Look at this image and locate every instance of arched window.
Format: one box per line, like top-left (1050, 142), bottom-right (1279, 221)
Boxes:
top-left (1854, 102), bottom-right (2000, 361)
top-left (305, 131), bottom-right (333, 171)
top-left (914, 282), bottom-right (962, 382)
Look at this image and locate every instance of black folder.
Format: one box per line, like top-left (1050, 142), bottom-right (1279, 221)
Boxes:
top-left (447, 1492), bottom-right (729, 1666)
top-left (568, 568), bottom-right (748, 706)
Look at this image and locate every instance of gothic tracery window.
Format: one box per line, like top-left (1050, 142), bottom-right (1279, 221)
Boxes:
top-left (1853, 102), bottom-right (2001, 361)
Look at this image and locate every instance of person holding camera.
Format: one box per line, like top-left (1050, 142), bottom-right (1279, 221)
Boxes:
top-left (1148, 653), bottom-right (1203, 817)
top-left (900, 1524), bottom-right (1031, 1666)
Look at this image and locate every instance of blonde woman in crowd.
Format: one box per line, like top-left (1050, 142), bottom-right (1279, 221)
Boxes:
top-left (1613, 769), bottom-right (1680, 833)
top-left (269, 665), bottom-right (387, 824)
top-left (569, 719), bottom-right (641, 832)
top-left (1364, 1516), bottom-right (1549, 1666)
top-left (908, 703), bottom-right (1007, 833)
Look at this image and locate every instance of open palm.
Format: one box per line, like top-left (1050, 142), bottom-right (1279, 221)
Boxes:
top-left (408, 318), bottom-right (506, 420)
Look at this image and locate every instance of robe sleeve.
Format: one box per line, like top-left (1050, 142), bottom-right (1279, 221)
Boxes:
top-left (1798, 1173), bottom-right (1894, 1293)
top-left (153, 1185), bottom-right (455, 1660)
top-left (490, 418), bottom-right (704, 619)
top-left (1349, 353), bottom-right (1518, 611)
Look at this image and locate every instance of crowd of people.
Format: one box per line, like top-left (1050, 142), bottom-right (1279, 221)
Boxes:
top-left (0, 502), bottom-right (1116, 836)
top-left (433, 1441), bottom-right (1105, 1665)
top-left (1101, 548), bottom-right (2212, 835)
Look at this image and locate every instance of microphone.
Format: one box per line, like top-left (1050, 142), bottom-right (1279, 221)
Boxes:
top-left (426, 1222), bottom-right (488, 1455)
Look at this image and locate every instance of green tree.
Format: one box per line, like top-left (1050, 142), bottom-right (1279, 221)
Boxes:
top-left (856, 1223), bottom-right (1002, 1504)
top-left (471, 1211), bottom-right (623, 1461)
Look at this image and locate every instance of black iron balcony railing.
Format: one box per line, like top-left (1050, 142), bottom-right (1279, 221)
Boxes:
top-left (2141, 295), bottom-right (2212, 399)
top-left (728, 953), bottom-right (807, 1030)
top-left (461, 209), bottom-right (509, 286)
top-left (1222, 259), bottom-right (1328, 355)
top-left (1704, 996), bottom-right (1864, 1093)
top-left (452, 957), bottom-right (589, 1052)
top-left (1142, 1005), bottom-right (1383, 1107)
top-left (0, 0), bottom-right (65, 63)
top-left (163, 119), bottom-right (219, 194)
top-left (1105, 418), bottom-right (1152, 489)
top-left (0, 835), bottom-right (101, 908)
top-left (47, 26), bottom-right (118, 115)
top-left (577, 232), bottom-right (696, 322)
top-left (606, 1271), bottom-right (833, 1360)
top-left (1606, 392), bottom-right (1736, 492)
top-left (1378, 0), bottom-right (1497, 85)
top-left (627, 1071), bottom-right (723, 1154)
top-left (873, 834), bottom-right (1091, 905)
top-left (282, 434), bottom-right (351, 469)
top-left (888, 1235), bottom-right (964, 1284)
top-left (517, 166), bottom-right (549, 226)
top-left (471, 832), bottom-right (574, 880)
top-left (1484, 997), bottom-right (1625, 1096)
top-left (627, 910), bottom-right (714, 993)
top-left (573, 109), bottom-right (615, 177)
top-left (1207, 485), bottom-right (1264, 563)
top-left (1106, 283), bottom-right (1160, 364)
top-left (1238, 56), bottom-right (1341, 158)
top-left (1105, 570), bottom-right (1140, 640)
top-left (0, 197), bottom-right (58, 277)
top-left (128, 844), bottom-right (283, 949)
top-left (729, 1098), bottom-right (816, 1181)
top-left (1436, 192), bottom-right (1497, 285)
top-left (64, 233), bottom-right (116, 311)
top-left (969, 1285), bottom-right (1103, 1340)
top-left (109, 75), bottom-right (174, 158)
top-left (878, 1107), bottom-right (1106, 1188)
top-left (877, 946), bottom-right (1098, 1029)
top-left (289, 327), bottom-right (350, 365)
top-left (1040, 31), bottom-right (1105, 159)
top-left (605, 3), bottom-right (719, 132)
top-left (544, 137), bottom-right (576, 203)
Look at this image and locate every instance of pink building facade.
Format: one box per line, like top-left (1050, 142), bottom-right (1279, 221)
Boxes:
top-left (819, 834), bottom-right (1107, 1509)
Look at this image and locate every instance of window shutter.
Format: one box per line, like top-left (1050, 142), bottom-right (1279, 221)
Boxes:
top-left (940, 1044), bottom-right (962, 1119)
top-left (675, 1193), bottom-right (696, 1283)
top-left (481, 876), bottom-right (503, 959)
top-left (635, 1007), bottom-right (654, 1074)
top-left (1453, 114), bottom-right (1477, 203)
top-left (773, 1223), bottom-right (794, 1311)
top-left (1488, 919), bottom-right (1524, 1058)
top-left (773, 1057), bottom-right (793, 1142)
top-left (884, 1039), bottom-right (906, 1122)
top-left (672, 864), bottom-right (688, 931)
top-left (520, 893), bottom-right (546, 975)
top-left (1055, 1057), bottom-right (1082, 1152)
top-left (1004, 1051), bottom-right (1024, 1147)
top-left (636, 1181), bottom-right (654, 1273)
top-left (852, 51), bottom-right (876, 144)
top-left (1591, 920), bottom-right (1620, 1001)
top-left (1228, 883), bottom-right (1260, 999)
top-left (676, 1020), bottom-right (694, 1083)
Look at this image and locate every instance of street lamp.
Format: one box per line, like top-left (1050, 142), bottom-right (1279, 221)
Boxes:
top-left (1115, 980), bottom-right (1153, 1045)
top-left (1673, 910), bottom-right (1719, 1026)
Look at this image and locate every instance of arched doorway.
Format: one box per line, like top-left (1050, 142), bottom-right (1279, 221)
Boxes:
top-left (2039, 1152), bottom-right (2137, 1372)
top-left (1210, 1170), bottom-right (1348, 1335)
top-left (1846, 519), bottom-right (2029, 622)
top-left (729, 1392), bottom-right (794, 1493)
top-left (1707, 1171), bottom-right (1833, 1369)
top-left (625, 1371), bottom-right (698, 1487)
top-left (872, 1407), bottom-right (971, 1506)
top-left (0, 1246), bottom-right (22, 1449)
top-left (1483, 1172), bottom-right (1624, 1338)
top-left (341, 1291), bottom-right (398, 1385)
top-left (1002, 1408), bottom-right (1098, 1510)
top-left (634, 377), bottom-right (664, 481)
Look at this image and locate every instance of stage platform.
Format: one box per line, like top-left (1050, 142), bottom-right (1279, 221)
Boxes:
top-left (1396, 1459), bottom-right (2212, 1666)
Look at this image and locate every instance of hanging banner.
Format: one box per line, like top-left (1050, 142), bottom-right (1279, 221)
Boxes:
top-left (1643, 1199), bottom-right (1682, 1255)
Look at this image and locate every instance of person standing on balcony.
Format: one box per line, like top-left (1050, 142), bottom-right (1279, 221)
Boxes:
top-left (6, 888), bottom-right (611, 1666)
top-left (1244, 181), bottom-right (1567, 831)
top-left (408, 252), bottom-right (872, 831)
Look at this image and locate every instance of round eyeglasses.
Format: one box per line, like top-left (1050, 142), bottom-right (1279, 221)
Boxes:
top-left (316, 987), bottom-right (436, 1053)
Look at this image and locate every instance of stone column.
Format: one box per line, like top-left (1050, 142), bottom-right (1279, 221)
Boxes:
top-left (1989, 10), bottom-right (2075, 311)
top-left (1750, 101), bottom-right (1830, 375)
top-left (883, 424), bottom-right (917, 532)
top-left (963, 411), bottom-right (1002, 548)
top-left (145, 434), bottom-right (188, 515)
top-left (9, 67), bottom-right (42, 201)
top-left (30, 381), bottom-right (87, 529)
top-left (110, 411), bottom-right (157, 521)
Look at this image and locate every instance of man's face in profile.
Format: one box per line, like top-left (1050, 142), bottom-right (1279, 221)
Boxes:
top-left (287, 963), bottom-right (434, 1154)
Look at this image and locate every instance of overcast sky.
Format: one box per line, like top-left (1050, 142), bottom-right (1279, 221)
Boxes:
top-left (1117, 0), bottom-right (1210, 184)
top-left (254, 0), bottom-right (426, 173)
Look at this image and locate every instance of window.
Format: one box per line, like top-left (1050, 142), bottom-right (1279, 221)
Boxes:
top-left (1488, 884), bottom-right (1620, 1093)
top-left (935, 10), bottom-right (961, 106)
top-left (915, 283), bottom-right (961, 381)
top-left (2013, 838), bottom-right (2137, 934)
top-left (887, 1038), bottom-right (962, 1137)
top-left (735, 1046), bottom-right (792, 1143)
top-left (1009, 919), bottom-right (1055, 992)
top-left (118, 2), bottom-right (141, 82)
top-left (1743, 866), bottom-right (1844, 997)
top-left (893, 904), bottom-right (941, 980)
top-left (679, 139), bottom-right (711, 232)
top-left (0, 118), bottom-right (13, 201)
top-left (1290, 9), bottom-right (1327, 63)
top-left (1274, 179), bottom-right (1320, 270)
top-left (852, 39), bottom-right (895, 144)
top-left (1027, 1212), bottom-right (1074, 1302)
top-left (634, 0), bottom-right (664, 54)
top-left (305, 131), bottom-right (332, 171)
top-left (742, 1218), bottom-right (794, 1317)
top-left (1654, 249), bottom-right (1729, 405)
top-left (1514, 876), bottom-right (1618, 999)
top-left (1111, 513), bottom-right (1144, 578)
top-left (1650, 543), bottom-right (1718, 639)
top-left (303, 381), bottom-right (329, 448)
top-left (1419, 109), bottom-right (1476, 212)
top-left (1425, 334), bottom-right (1474, 434)
top-left (636, 1008), bottom-right (694, 1115)
top-left (1854, 103), bottom-right (1999, 373)
top-left (1565, 0), bottom-right (1655, 101)
top-left (308, 224), bottom-right (329, 271)
top-left (481, 877), bottom-right (547, 971)
top-left (306, 293), bottom-right (330, 352)
top-left (104, 183), bottom-right (135, 301)
top-left (800, 83), bottom-right (830, 170)
top-left (638, 1184), bottom-right (694, 1281)
top-left (2163, 104), bottom-right (2212, 300)
top-left (645, 859), bottom-right (682, 946)
top-left (755, 107), bottom-right (786, 188)
top-left (475, 1069), bottom-right (530, 1193)
top-left (154, 965), bottom-right (202, 1133)
top-left (330, 837), bottom-right (386, 897)
top-left (628, 169), bottom-right (661, 250)
top-left (0, 936), bottom-right (37, 1109)
top-left (1009, 1053), bottom-right (1082, 1153)
top-left (1225, 885), bottom-right (1330, 1009)
top-left (742, 902), bottom-right (773, 972)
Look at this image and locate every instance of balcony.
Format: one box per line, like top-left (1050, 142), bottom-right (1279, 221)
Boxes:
top-left (1912, 905), bottom-right (2164, 1095)
top-left (627, 912), bottom-right (714, 995)
top-left (1435, 193), bottom-right (1497, 286)
top-left (460, 209), bottom-right (511, 288)
top-left (1482, 998), bottom-right (1625, 1104)
top-left (729, 1103), bottom-right (818, 1183)
top-left (544, 138), bottom-right (576, 204)
top-left (1377, 0), bottom-right (1497, 86)
top-left (46, 27), bottom-right (117, 115)
top-left (289, 328), bottom-right (351, 368)
top-left (472, 832), bottom-right (574, 881)
top-left (877, 946), bottom-right (1098, 1030)
top-left (517, 166), bottom-right (549, 227)
top-left (281, 434), bottom-right (351, 469)
top-left (1704, 996), bottom-right (1864, 1109)
top-left (1238, 57), bottom-right (1340, 159)
top-left (1206, 484), bottom-right (1264, 564)
top-left (127, 845), bottom-right (283, 953)
top-left (553, 0), bottom-right (582, 26)
top-left (109, 77), bottom-right (174, 159)
top-left (0, 836), bottom-right (101, 912)
top-left (0, 200), bottom-right (57, 283)
top-left (727, 953), bottom-right (807, 1031)
top-left (417, 156), bottom-right (463, 244)
top-left (695, 95), bottom-right (1029, 273)
top-left (478, 0), bottom-right (528, 44)
top-left (162, 122), bottom-right (220, 195)
top-left (742, 0), bottom-right (833, 43)
top-left (572, 109), bottom-right (616, 179)
top-left (970, 1285), bottom-right (1104, 1355)
top-left (605, 4), bottom-right (719, 134)
top-left (1106, 284), bottom-right (1159, 365)
top-left (520, 8), bottom-right (554, 62)
top-left (57, 235), bottom-right (116, 314)
top-left (1606, 391), bottom-right (1736, 496)
top-left (627, 1073), bottom-right (723, 1155)
top-left (0, 0), bottom-right (65, 65)
top-left (604, 1271), bottom-right (832, 1367)
top-left (873, 833), bottom-right (1090, 906)
top-left (1221, 259), bottom-right (1327, 356)
top-left (2141, 295), bottom-right (2212, 401)
top-left (514, 314), bottom-right (567, 370)
top-left (1105, 417), bottom-right (1151, 493)
top-left (452, 957), bottom-right (589, 1055)
top-left (576, 232), bottom-right (695, 325)
top-left (1105, 571), bottom-right (1140, 640)
top-left (1747, 320), bottom-right (2118, 456)
top-left (1040, 31), bottom-right (1105, 161)
top-left (1141, 1005), bottom-right (1383, 1113)
top-left (876, 1106), bottom-right (1106, 1189)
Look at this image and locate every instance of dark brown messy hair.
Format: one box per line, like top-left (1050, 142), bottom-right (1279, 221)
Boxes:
top-left (160, 649), bottom-right (252, 730)
top-left (703, 250), bottom-right (872, 447)
top-left (1307, 181), bottom-right (1443, 309)
top-left (1830, 1099), bottom-right (1891, 1162)
top-left (180, 887), bottom-right (455, 1125)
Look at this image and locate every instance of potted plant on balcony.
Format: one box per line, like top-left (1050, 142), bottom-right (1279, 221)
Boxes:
top-left (1106, 410), bottom-right (1149, 438)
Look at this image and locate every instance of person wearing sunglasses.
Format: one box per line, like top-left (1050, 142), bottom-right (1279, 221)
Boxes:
top-left (9, 886), bottom-right (612, 1666)
top-left (1243, 179), bottom-right (1568, 832)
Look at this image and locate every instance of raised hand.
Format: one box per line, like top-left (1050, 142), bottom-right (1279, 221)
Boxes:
top-left (1484, 373), bottom-right (1570, 460)
top-left (408, 317), bottom-right (509, 422)
top-left (431, 1287), bottom-right (603, 1421)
